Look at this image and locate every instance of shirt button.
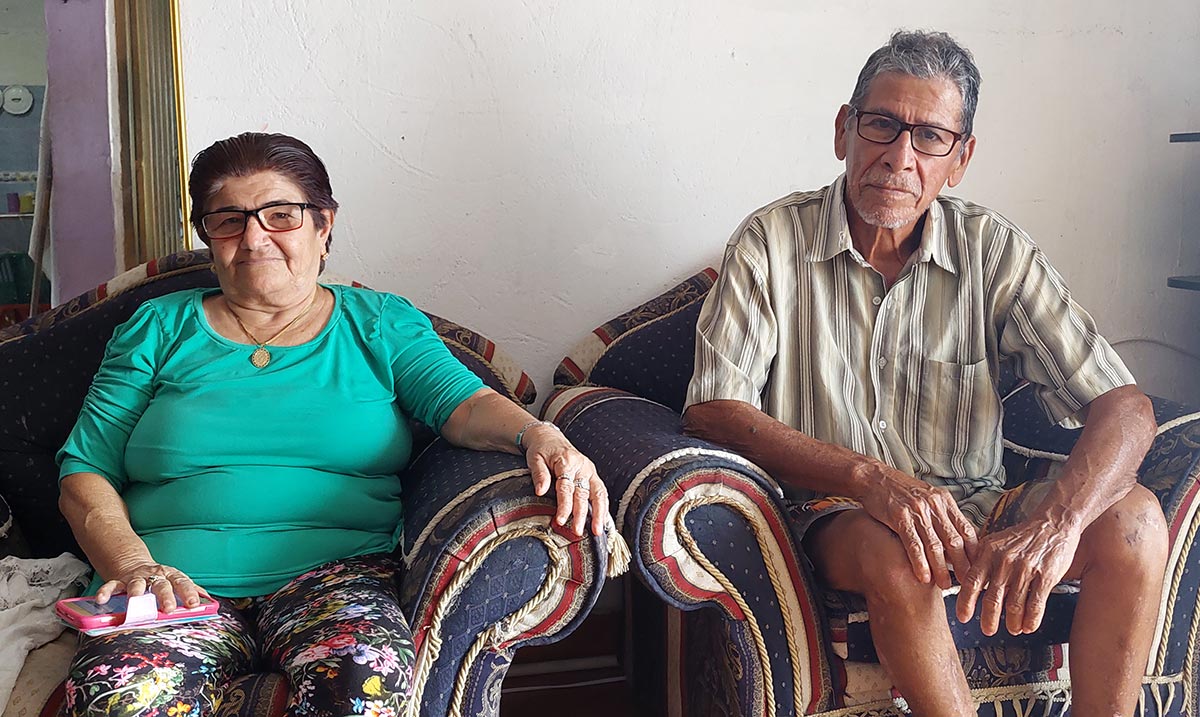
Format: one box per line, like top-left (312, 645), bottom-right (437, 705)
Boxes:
top-left (872, 296), bottom-right (882, 306)
top-left (878, 420), bottom-right (888, 430)
top-left (877, 357), bottom-right (887, 368)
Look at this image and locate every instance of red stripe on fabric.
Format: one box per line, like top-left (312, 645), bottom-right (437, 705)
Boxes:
top-left (652, 549), bottom-right (741, 617)
top-left (37, 680), bottom-right (66, 717)
top-left (414, 512), bottom-right (510, 647)
top-left (502, 547), bottom-right (585, 646)
top-left (1168, 479), bottom-right (1200, 543)
top-left (668, 469), bottom-right (830, 710)
top-left (592, 326), bottom-right (616, 345)
top-left (702, 267), bottom-right (718, 281)
top-left (515, 374), bottom-right (533, 402)
top-left (145, 259), bottom-right (160, 277)
top-left (95, 284), bottom-right (108, 300)
top-left (416, 505), bottom-right (565, 653)
top-left (544, 386), bottom-right (609, 423)
top-left (482, 341), bottom-right (495, 362)
top-left (491, 504), bottom-right (553, 530)
top-left (1048, 643), bottom-right (1065, 680)
top-left (559, 357), bottom-right (586, 383)
top-left (413, 551), bottom-right (464, 655)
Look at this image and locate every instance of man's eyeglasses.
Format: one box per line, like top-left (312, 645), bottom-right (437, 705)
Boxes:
top-left (849, 107), bottom-right (963, 157)
top-left (200, 202), bottom-right (317, 240)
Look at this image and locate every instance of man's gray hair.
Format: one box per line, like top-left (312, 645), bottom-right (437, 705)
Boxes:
top-left (849, 30), bottom-right (982, 138)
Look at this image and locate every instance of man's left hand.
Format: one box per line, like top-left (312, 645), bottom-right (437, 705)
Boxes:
top-left (955, 520), bottom-right (1079, 636)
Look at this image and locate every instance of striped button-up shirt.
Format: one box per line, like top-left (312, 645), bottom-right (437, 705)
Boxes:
top-left (684, 174), bottom-right (1134, 524)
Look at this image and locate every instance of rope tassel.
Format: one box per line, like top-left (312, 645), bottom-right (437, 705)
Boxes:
top-left (604, 513), bottom-right (631, 577)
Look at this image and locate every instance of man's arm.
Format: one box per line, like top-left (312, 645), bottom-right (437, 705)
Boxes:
top-left (956, 384), bottom-right (1156, 635)
top-left (685, 399), bottom-right (978, 588)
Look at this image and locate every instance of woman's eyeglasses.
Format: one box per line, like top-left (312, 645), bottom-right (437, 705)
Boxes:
top-left (200, 202), bottom-right (317, 240)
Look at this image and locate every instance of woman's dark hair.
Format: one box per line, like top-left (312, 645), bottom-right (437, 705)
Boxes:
top-left (188, 132), bottom-right (339, 255)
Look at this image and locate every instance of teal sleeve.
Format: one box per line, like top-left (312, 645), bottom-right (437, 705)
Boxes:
top-left (384, 295), bottom-right (485, 432)
top-left (57, 302), bottom-right (164, 491)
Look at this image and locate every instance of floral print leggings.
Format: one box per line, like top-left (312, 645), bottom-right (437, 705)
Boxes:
top-left (62, 554), bottom-right (413, 717)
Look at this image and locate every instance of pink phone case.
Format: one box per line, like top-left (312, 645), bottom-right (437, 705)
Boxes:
top-left (56, 594), bottom-right (219, 631)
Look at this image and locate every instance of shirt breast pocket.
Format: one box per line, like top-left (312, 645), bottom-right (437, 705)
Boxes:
top-left (911, 356), bottom-right (1001, 462)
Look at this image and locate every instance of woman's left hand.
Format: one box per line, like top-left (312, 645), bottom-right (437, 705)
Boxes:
top-left (522, 424), bottom-right (608, 537)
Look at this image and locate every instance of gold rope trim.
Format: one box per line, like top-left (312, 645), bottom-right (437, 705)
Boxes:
top-left (446, 527), bottom-right (568, 717)
top-left (1158, 465), bottom-right (1200, 673)
top-left (406, 523), bottom-right (567, 717)
top-left (674, 492), bottom-right (811, 717)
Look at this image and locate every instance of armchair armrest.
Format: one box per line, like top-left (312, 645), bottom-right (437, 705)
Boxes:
top-left (398, 439), bottom-right (610, 717)
top-left (1002, 384), bottom-right (1200, 699)
top-left (542, 386), bottom-right (841, 716)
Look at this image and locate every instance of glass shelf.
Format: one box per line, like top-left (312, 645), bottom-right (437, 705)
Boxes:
top-left (1170, 132), bottom-right (1200, 143)
top-left (0, 213), bottom-right (35, 219)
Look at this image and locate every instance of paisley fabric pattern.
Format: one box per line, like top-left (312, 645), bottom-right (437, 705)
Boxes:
top-left (62, 555), bottom-right (411, 717)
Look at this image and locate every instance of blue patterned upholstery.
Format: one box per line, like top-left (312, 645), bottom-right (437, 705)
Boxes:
top-left (0, 250), bottom-right (608, 717)
top-left (545, 269), bottom-right (1200, 717)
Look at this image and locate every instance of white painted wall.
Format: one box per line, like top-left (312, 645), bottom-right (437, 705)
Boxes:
top-left (0, 0), bottom-right (46, 84)
top-left (181, 1), bottom-right (1200, 405)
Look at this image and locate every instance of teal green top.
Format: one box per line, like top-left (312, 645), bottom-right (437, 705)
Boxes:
top-left (57, 284), bottom-right (484, 597)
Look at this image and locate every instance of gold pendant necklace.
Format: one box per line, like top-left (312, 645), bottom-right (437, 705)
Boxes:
top-left (228, 291), bottom-right (319, 369)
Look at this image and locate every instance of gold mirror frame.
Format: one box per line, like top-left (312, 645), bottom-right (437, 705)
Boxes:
top-left (114, 0), bottom-right (190, 268)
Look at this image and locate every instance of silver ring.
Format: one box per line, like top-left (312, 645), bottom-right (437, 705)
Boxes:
top-left (143, 575), bottom-right (164, 587)
top-left (557, 473), bottom-right (575, 484)
top-left (574, 474), bottom-right (590, 491)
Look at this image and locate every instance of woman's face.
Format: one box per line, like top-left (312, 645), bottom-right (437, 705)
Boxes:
top-left (203, 171), bottom-right (334, 306)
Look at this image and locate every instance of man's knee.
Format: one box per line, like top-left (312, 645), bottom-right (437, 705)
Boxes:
top-left (808, 509), bottom-right (936, 601)
top-left (1079, 484), bottom-right (1168, 576)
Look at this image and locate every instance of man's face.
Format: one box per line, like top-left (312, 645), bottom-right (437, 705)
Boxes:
top-left (834, 72), bottom-right (976, 233)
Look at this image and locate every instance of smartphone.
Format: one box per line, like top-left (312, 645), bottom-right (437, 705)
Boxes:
top-left (56, 593), bottom-right (219, 632)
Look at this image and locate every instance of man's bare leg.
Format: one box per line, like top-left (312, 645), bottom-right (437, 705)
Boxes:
top-left (808, 509), bottom-right (974, 717)
top-left (1062, 485), bottom-right (1168, 717)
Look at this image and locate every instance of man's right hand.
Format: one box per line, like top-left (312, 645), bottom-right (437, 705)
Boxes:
top-left (855, 463), bottom-right (978, 588)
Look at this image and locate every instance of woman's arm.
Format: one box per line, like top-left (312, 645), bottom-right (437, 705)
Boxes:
top-left (441, 388), bottom-right (608, 537)
top-left (60, 472), bottom-right (206, 611)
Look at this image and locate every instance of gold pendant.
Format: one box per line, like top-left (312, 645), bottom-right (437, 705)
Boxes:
top-left (249, 346), bottom-right (271, 369)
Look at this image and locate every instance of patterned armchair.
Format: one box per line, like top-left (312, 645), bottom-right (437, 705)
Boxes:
top-left (541, 268), bottom-right (1200, 717)
top-left (0, 250), bottom-right (625, 717)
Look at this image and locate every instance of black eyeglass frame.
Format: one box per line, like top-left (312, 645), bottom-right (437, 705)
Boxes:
top-left (199, 202), bottom-right (319, 240)
top-left (848, 107), bottom-right (965, 157)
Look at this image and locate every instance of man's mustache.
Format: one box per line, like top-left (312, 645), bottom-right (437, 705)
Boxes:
top-left (862, 174), bottom-right (919, 195)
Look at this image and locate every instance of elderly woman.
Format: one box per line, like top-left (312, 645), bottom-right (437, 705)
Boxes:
top-left (56, 132), bottom-right (606, 717)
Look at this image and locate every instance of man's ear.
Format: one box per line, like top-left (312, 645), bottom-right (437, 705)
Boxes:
top-left (946, 135), bottom-right (976, 188)
top-left (834, 105), bottom-right (852, 161)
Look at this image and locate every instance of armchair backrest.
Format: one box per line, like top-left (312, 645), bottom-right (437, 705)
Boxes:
top-left (0, 249), bottom-right (536, 558)
top-left (554, 268), bottom-right (716, 412)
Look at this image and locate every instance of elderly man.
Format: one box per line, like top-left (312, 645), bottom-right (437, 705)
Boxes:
top-left (683, 30), bottom-right (1167, 717)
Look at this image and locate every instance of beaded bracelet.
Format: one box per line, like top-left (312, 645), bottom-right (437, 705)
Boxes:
top-left (515, 419), bottom-right (560, 451)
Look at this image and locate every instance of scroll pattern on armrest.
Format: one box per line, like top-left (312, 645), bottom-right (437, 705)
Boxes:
top-left (398, 440), bottom-right (606, 717)
top-left (542, 385), bottom-right (839, 716)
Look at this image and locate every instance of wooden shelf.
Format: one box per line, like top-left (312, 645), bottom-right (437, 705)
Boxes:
top-left (1168, 276), bottom-right (1200, 291)
top-left (1170, 132), bottom-right (1200, 143)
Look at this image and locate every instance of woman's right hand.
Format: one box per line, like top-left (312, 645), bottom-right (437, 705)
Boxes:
top-left (96, 561), bottom-right (210, 613)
